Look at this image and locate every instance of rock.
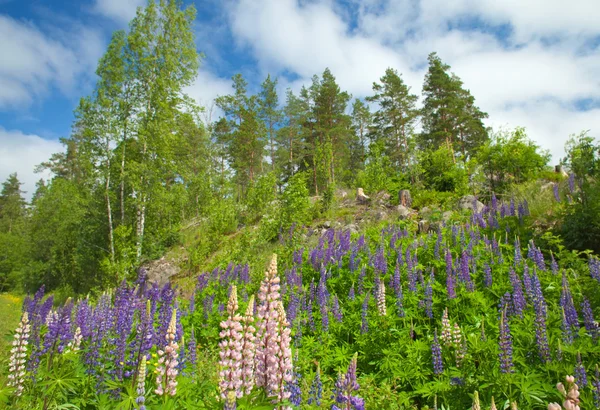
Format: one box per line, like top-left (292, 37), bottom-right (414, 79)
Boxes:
top-left (345, 223), bottom-right (359, 234)
top-left (356, 188), bottom-right (370, 204)
top-left (457, 195), bottom-right (485, 213)
top-left (541, 182), bottom-right (554, 192)
top-left (337, 189), bottom-right (348, 199)
top-left (417, 220), bottom-right (430, 234)
top-left (374, 209), bottom-right (389, 221)
top-left (442, 211), bottom-right (453, 222)
top-left (374, 191), bottom-right (391, 206)
top-left (420, 206), bottom-right (432, 217)
top-left (396, 205), bottom-right (412, 220)
top-left (399, 190), bottom-right (412, 208)
top-left (323, 220), bottom-right (331, 228)
top-left (141, 256), bottom-right (180, 287)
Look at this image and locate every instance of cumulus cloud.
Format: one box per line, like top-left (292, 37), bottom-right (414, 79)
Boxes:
top-left (185, 67), bottom-right (234, 124)
top-left (93, 0), bottom-right (145, 23)
top-left (227, 0), bottom-right (600, 161)
top-left (0, 15), bottom-right (104, 109)
top-left (0, 127), bottom-right (63, 200)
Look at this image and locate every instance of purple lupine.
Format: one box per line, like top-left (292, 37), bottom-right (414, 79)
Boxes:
top-left (508, 269), bottom-right (526, 317)
top-left (332, 295), bottom-right (343, 323)
top-left (432, 330), bottom-right (443, 375)
top-left (446, 268), bottom-right (456, 299)
top-left (590, 256), bottom-right (600, 283)
top-left (423, 271), bottom-right (434, 319)
top-left (568, 173), bottom-right (575, 193)
top-left (308, 365), bottom-right (323, 406)
top-left (574, 352), bottom-right (588, 388)
top-left (332, 353), bottom-right (364, 410)
top-left (135, 357), bottom-right (147, 410)
top-left (533, 289), bottom-right (551, 363)
top-left (320, 303), bottom-right (329, 333)
top-left (373, 247), bottom-right (387, 274)
top-left (459, 251), bottom-right (474, 291)
top-left (286, 370), bottom-right (302, 406)
top-left (522, 265), bottom-right (534, 302)
top-left (357, 267), bottom-right (366, 295)
top-left (593, 365), bottom-right (600, 408)
top-left (360, 294), bottom-right (369, 334)
top-left (498, 305), bottom-right (514, 373)
top-left (560, 273), bottom-right (579, 344)
top-left (550, 253), bottom-right (559, 275)
top-left (348, 285), bottom-right (355, 301)
top-left (395, 282), bottom-right (405, 318)
top-left (186, 327), bottom-right (197, 377)
top-left (483, 263), bottom-right (493, 287)
top-left (553, 183), bottom-right (560, 202)
top-left (581, 297), bottom-right (599, 342)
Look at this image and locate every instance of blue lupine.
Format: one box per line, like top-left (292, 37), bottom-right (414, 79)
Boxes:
top-left (498, 305), bottom-right (514, 373)
top-left (432, 330), bottom-right (443, 375)
top-left (308, 366), bottom-right (323, 406)
top-left (483, 263), bottom-right (493, 287)
top-left (575, 352), bottom-right (588, 388)
top-left (360, 294), bottom-right (369, 334)
top-left (508, 269), bottom-right (526, 317)
top-left (581, 297), bottom-right (599, 342)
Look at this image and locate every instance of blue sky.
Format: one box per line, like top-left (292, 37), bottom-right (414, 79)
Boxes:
top-left (1, 0), bottom-right (600, 198)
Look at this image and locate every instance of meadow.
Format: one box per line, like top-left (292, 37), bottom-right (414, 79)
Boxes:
top-left (1, 189), bottom-right (599, 410)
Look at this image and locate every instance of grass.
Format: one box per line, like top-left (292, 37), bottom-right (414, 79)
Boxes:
top-left (0, 293), bottom-right (23, 356)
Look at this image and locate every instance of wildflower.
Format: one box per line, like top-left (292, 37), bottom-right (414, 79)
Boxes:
top-left (592, 365), bottom-right (600, 408)
top-left (472, 391), bottom-right (480, 410)
top-left (218, 285), bottom-right (244, 399)
top-left (224, 391), bottom-right (237, 410)
top-left (431, 330), bottom-right (443, 375)
top-left (441, 308), bottom-right (452, 347)
top-left (581, 297), bottom-right (598, 342)
top-left (155, 309), bottom-right (179, 396)
top-left (255, 255), bottom-right (293, 404)
top-left (136, 357), bottom-right (147, 410)
top-left (240, 296), bottom-right (256, 396)
top-left (498, 306), bottom-right (514, 373)
top-left (360, 294), bottom-right (369, 334)
top-left (332, 353), bottom-right (364, 410)
top-left (308, 365), bottom-right (323, 406)
top-left (491, 396), bottom-right (497, 410)
top-left (483, 263), bottom-right (493, 287)
top-left (8, 312), bottom-right (30, 396)
top-left (376, 281), bottom-right (386, 316)
top-left (65, 326), bottom-right (82, 353)
top-left (574, 353), bottom-right (587, 389)
top-left (556, 375), bottom-right (580, 410)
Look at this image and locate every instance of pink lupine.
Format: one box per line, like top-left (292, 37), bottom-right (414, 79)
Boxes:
top-left (8, 312), bottom-right (30, 396)
top-left (255, 254), bottom-right (294, 405)
top-left (155, 309), bottom-right (179, 396)
top-left (65, 326), bottom-right (82, 353)
top-left (219, 285), bottom-right (244, 399)
top-left (555, 375), bottom-right (581, 410)
top-left (241, 295), bottom-right (256, 395)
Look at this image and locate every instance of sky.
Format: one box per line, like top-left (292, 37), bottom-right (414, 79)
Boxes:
top-left (1, 0), bottom-right (600, 198)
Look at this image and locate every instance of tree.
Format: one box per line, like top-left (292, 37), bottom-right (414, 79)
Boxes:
top-left (258, 75), bottom-right (282, 172)
top-left (312, 68), bottom-right (352, 192)
top-left (366, 68), bottom-right (418, 172)
top-left (477, 127), bottom-right (550, 194)
top-left (276, 89), bottom-right (308, 184)
top-left (420, 52), bottom-right (488, 158)
top-left (349, 99), bottom-right (371, 176)
top-left (0, 173), bottom-right (26, 234)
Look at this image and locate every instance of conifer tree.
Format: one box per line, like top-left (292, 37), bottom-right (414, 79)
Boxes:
top-left (258, 75), bottom-right (282, 172)
top-left (367, 68), bottom-right (418, 171)
top-left (420, 52), bottom-right (488, 159)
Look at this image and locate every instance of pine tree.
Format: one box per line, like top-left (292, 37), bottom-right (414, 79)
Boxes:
top-left (420, 52), bottom-right (488, 159)
top-left (366, 68), bottom-right (418, 171)
top-left (0, 173), bottom-right (26, 234)
top-left (276, 89), bottom-right (308, 184)
top-left (258, 75), bottom-right (282, 172)
top-left (350, 99), bottom-right (371, 175)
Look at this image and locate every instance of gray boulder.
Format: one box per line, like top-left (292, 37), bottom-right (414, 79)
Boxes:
top-left (457, 195), bottom-right (485, 213)
top-left (396, 205), bottom-right (412, 219)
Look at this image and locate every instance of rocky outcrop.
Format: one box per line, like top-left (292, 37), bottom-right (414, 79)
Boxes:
top-left (457, 195), bottom-right (485, 213)
top-left (399, 190), bottom-right (412, 208)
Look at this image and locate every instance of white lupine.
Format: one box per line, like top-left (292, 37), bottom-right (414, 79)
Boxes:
top-left (8, 312), bottom-right (30, 396)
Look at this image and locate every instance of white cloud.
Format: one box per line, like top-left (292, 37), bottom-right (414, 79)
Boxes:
top-left (0, 15), bottom-right (104, 109)
top-left (227, 0), bottom-right (600, 161)
top-left (0, 127), bottom-right (63, 200)
top-left (93, 0), bottom-right (145, 23)
top-left (185, 68), bottom-right (233, 124)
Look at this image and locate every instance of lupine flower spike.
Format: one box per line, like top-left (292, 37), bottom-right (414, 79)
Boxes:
top-left (219, 285), bottom-right (244, 399)
top-left (472, 391), bottom-right (480, 410)
top-left (240, 295), bottom-right (256, 396)
top-left (8, 312), bottom-right (30, 396)
top-left (136, 357), bottom-right (147, 410)
top-left (553, 375), bottom-right (581, 410)
top-left (155, 309), bottom-right (179, 396)
top-left (491, 396), bottom-right (498, 410)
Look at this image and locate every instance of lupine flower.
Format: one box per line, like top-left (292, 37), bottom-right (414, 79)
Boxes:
top-left (574, 353), bottom-right (587, 389)
top-left (446, 268), bottom-right (456, 299)
top-left (255, 255), bottom-right (293, 404)
top-left (483, 263), bottom-right (493, 287)
top-left (441, 308), bottom-right (452, 347)
top-left (533, 287), bottom-right (551, 363)
top-left (332, 295), bottom-right (343, 323)
top-left (332, 353), bottom-right (364, 410)
top-left (592, 365), bottom-right (600, 408)
top-left (65, 326), bottom-right (82, 354)
top-left (553, 183), bottom-right (560, 202)
top-left (219, 286), bottom-right (244, 399)
top-left (431, 330), bottom-right (443, 375)
top-left (136, 356), bottom-right (147, 410)
top-left (376, 281), bottom-right (386, 316)
top-left (550, 252), bottom-right (559, 275)
top-left (423, 271), bottom-right (434, 319)
top-left (224, 391), bottom-right (237, 410)
top-left (360, 294), bottom-right (369, 334)
top-left (472, 391), bottom-right (481, 410)
top-left (8, 312), bottom-right (30, 396)
top-left (556, 375), bottom-right (581, 410)
top-left (498, 306), bottom-right (514, 373)
top-left (491, 396), bottom-right (498, 410)
top-left (589, 257), bottom-right (600, 283)
top-left (155, 309), bottom-right (179, 396)
top-left (286, 363), bottom-right (302, 406)
top-left (241, 296), bottom-right (256, 395)
top-left (508, 269), bottom-right (526, 317)
top-left (568, 173), bottom-right (575, 193)
top-left (452, 323), bottom-right (467, 367)
top-left (580, 298), bottom-right (598, 342)
top-left (308, 365), bottom-right (323, 406)
top-left (348, 285), bottom-right (355, 301)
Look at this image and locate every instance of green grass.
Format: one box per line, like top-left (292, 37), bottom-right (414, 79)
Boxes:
top-left (0, 293), bottom-right (23, 357)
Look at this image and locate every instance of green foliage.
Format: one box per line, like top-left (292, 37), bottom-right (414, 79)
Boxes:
top-left (420, 146), bottom-right (469, 193)
top-left (281, 171), bottom-right (311, 229)
top-left (245, 172), bottom-right (277, 223)
top-left (477, 127), bottom-right (551, 194)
